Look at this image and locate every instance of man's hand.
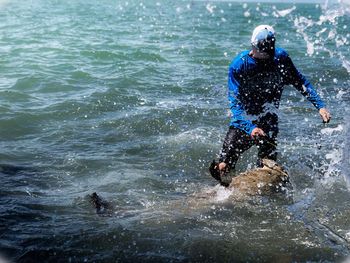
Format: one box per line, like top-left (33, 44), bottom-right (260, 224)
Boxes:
top-left (250, 127), bottom-right (266, 138)
top-left (218, 162), bottom-right (227, 171)
top-left (319, 108), bottom-right (331, 123)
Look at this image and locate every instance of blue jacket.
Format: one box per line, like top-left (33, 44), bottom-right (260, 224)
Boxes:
top-left (228, 47), bottom-right (326, 135)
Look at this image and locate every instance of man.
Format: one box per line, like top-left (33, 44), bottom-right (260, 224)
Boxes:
top-left (210, 25), bottom-right (331, 186)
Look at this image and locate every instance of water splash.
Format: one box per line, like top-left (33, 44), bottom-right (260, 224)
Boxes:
top-left (321, 124), bottom-right (344, 135)
top-left (213, 185), bottom-right (233, 202)
top-left (0, 0), bottom-right (10, 8)
top-left (206, 3), bottom-right (216, 14)
top-left (342, 113), bottom-right (350, 188)
top-left (316, 116), bottom-right (350, 190)
top-left (273, 6), bottom-right (296, 17)
top-left (293, 0), bottom-right (350, 73)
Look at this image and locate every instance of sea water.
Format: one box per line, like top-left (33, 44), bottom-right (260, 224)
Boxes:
top-left (0, 0), bottom-right (349, 262)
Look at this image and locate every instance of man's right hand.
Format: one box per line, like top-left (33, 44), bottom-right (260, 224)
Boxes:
top-left (250, 127), bottom-right (266, 138)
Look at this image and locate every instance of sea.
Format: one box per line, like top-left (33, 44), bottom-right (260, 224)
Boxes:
top-left (0, 0), bottom-right (349, 262)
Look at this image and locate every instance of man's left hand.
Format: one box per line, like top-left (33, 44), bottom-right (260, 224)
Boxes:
top-left (319, 108), bottom-right (331, 123)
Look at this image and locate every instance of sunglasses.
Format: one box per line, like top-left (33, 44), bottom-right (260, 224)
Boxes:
top-left (253, 36), bottom-right (276, 53)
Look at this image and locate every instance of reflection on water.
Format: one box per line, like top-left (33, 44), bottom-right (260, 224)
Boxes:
top-left (0, 0), bottom-right (349, 262)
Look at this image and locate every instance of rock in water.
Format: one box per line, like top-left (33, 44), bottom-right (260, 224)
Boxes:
top-left (89, 192), bottom-right (112, 215)
top-left (228, 159), bottom-right (289, 195)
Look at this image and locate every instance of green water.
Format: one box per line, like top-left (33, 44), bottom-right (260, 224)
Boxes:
top-left (0, 0), bottom-right (349, 262)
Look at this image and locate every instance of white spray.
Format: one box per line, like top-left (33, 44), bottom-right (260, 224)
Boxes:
top-left (0, 0), bottom-right (10, 8)
top-left (342, 112), bottom-right (350, 188)
top-left (293, 0), bottom-right (350, 73)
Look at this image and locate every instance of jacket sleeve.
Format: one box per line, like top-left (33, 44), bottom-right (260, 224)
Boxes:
top-left (283, 54), bottom-right (326, 110)
top-left (228, 67), bottom-right (256, 135)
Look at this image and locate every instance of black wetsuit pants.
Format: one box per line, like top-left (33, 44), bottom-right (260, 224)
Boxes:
top-left (219, 113), bottom-right (278, 170)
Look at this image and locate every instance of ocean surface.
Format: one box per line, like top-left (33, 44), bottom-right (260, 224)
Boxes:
top-left (0, 0), bottom-right (349, 262)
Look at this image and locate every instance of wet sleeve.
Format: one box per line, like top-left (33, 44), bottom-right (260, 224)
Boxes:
top-left (284, 55), bottom-right (326, 110)
top-left (228, 68), bottom-right (256, 135)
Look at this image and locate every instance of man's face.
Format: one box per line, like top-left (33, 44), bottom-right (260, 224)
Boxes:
top-left (254, 37), bottom-right (275, 60)
top-left (254, 48), bottom-right (272, 60)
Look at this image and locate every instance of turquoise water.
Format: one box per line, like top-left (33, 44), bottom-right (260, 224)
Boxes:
top-left (0, 0), bottom-right (349, 262)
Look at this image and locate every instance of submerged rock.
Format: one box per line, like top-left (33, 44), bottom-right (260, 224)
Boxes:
top-left (210, 158), bottom-right (289, 196)
top-left (228, 159), bottom-right (290, 195)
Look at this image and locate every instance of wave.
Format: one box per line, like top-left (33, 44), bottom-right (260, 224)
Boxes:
top-left (293, 0), bottom-right (350, 73)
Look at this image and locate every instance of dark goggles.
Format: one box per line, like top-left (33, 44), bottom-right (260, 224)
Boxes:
top-left (253, 37), bottom-right (276, 53)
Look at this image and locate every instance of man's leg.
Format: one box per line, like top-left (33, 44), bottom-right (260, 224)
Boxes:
top-left (255, 113), bottom-right (279, 164)
top-left (210, 126), bottom-right (253, 185)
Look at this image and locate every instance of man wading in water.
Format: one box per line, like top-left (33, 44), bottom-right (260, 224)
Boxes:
top-left (210, 25), bottom-right (331, 186)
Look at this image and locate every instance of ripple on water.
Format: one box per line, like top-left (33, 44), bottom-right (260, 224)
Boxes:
top-left (0, 0), bottom-right (350, 262)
